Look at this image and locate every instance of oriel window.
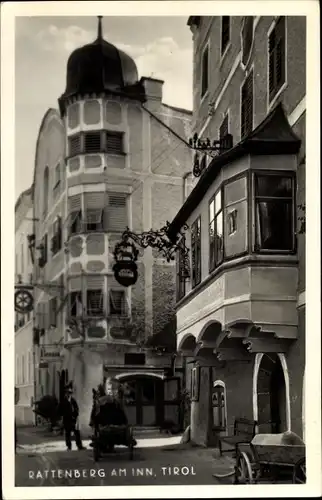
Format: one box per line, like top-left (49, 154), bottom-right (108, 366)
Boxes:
top-left (241, 70), bottom-right (253, 140)
top-left (268, 17), bottom-right (286, 103)
top-left (191, 217), bottom-right (201, 288)
top-left (209, 190), bottom-right (223, 272)
top-left (254, 173), bottom-right (295, 252)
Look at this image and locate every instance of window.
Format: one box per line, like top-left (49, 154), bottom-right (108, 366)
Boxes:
top-left (209, 190), bottom-right (223, 272)
top-left (268, 17), bottom-right (286, 103)
top-left (221, 17), bottom-right (230, 55)
top-left (219, 114), bottom-right (229, 141)
top-left (191, 217), bottom-right (201, 288)
top-left (43, 167), bottom-right (49, 217)
top-left (110, 290), bottom-right (126, 316)
top-left (68, 135), bottom-right (81, 157)
top-left (49, 297), bottom-right (58, 327)
top-left (87, 290), bottom-right (104, 316)
top-left (83, 192), bottom-right (105, 232)
top-left (241, 70), bottom-right (253, 140)
top-left (105, 193), bottom-right (128, 232)
top-left (201, 45), bottom-right (209, 98)
top-left (228, 210), bottom-right (238, 235)
top-left (51, 216), bottom-right (62, 254)
top-left (39, 234), bottom-right (48, 268)
top-left (212, 383), bottom-right (227, 430)
top-left (69, 291), bottom-right (83, 317)
top-left (241, 17), bottom-right (254, 66)
top-left (176, 237), bottom-right (186, 302)
top-left (254, 174), bottom-right (295, 252)
top-left (54, 164), bottom-right (61, 188)
top-left (106, 131), bottom-right (123, 155)
top-left (70, 210), bottom-right (82, 235)
top-left (124, 353), bottom-right (145, 366)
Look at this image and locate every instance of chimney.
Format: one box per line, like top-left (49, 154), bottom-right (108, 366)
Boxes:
top-left (140, 77), bottom-right (164, 102)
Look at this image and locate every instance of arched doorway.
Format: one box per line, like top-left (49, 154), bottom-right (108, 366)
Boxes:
top-left (255, 353), bottom-right (289, 433)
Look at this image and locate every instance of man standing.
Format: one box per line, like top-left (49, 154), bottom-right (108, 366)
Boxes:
top-left (59, 386), bottom-right (85, 451)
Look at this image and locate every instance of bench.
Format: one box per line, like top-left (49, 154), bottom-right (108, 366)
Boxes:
top-left (218, 418), bottom-right (257, 456)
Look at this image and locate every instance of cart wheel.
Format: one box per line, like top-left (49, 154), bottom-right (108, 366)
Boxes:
top-left (235, 451), bottom-right (254, 484)
top-left (293, 457), bottom-right (306, 484)
top-left (93, 443), bottom-right (100, 462)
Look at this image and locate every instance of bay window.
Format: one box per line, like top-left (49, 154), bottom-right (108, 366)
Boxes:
top-left (254, 173), bottom-right (295, 252)
top-left (191, 217), bottom-right (201, 288)
top-left (209, 190), bottom-right (223, 272)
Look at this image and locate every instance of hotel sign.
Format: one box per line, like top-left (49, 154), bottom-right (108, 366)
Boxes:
top-left (40, 345), bottom-right (61, 363)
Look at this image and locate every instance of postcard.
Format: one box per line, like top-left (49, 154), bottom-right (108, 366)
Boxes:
top-left (1, 1), bottom-right (321, 498)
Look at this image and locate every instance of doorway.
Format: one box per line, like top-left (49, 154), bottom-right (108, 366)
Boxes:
top-left (256, 354), bottom-right (287, 433)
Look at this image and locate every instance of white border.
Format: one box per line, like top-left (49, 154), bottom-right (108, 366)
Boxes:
top-left (1, 2), bottom-right (321, 499)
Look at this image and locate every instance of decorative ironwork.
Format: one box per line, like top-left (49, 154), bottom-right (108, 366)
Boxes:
top-left (113, 222), bottom-right (190, 287)
top-left (189, 133), bottom-right (233, 177)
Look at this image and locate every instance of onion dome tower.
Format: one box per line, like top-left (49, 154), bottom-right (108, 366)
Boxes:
top-left (58, 16), bottom-right (145, 116)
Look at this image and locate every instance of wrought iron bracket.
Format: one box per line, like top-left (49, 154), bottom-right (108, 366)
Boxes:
top-left (189, 133), bottom-right (233, 177)
top-left (113, 221), bottom-right (190, 280)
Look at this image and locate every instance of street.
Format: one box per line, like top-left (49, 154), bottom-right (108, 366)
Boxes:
top-left (15, 427), bottom-right (235, 487)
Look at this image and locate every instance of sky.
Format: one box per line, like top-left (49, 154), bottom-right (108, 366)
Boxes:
top-left (15, 16), bottom-right (193, 200)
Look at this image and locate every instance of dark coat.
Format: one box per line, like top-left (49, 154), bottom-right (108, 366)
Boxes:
top-left (59, 397), bottom-right (79, 428)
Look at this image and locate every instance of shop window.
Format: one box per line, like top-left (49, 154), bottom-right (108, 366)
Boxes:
top-left (191, 217), bottom-right (201, 288)
top-left (212, 383), bottom-right (227, 430)
top-left (221, 17), bottom-right (230, 55)
top-left (69, 291), bottom-right (83, 317)
top-left (109, 290), bottom-right (126, 316)
top-left (241, 17), bottom-right (254, 67)
top-left (268, 17), bottom-right (286, 103)
top-left (254, 173), bottom-right (295, 252)
top-left (87, 289), bottom-right (104, 316)
top-left (209, 190), bottom-right (223, 272)
top-left (241, 70), bottom-right (253, 140)
top-left (201, 44), bottom-right (209, 98)
top-left (51, 216), bottom-right (62, 255)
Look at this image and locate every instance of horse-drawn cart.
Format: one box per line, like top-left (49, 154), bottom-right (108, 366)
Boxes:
top-left (90, 385), bottom-right (136, 462)
top-left (234, 432), bottom-right (306, 484)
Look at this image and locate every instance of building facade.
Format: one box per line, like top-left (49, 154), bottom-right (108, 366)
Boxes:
top-left (30, 18), bottom-right (192, 433)
top-left (15, 187), bottom-right (35, 425)
top-left (168, 16), bottom-right (306, 446)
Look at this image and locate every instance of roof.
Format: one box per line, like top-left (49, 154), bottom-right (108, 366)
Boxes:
top-left (167, 103), bottom-right (301, 241)
top-left (15, 185), bottom-right (33, 212)
top-left (187, 16), bottom-right (201, 27)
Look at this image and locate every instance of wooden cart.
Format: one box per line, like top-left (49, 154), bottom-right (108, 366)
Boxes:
top-left (92, 423), bottom-right (136, 462)
top-left (234, 433), bottom-right (306, 484)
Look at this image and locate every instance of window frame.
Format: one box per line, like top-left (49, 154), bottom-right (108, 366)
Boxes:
top-left (67, 130), bottom-right (125, 159)
top-left (51, 216), bottom-right (62, 255)
top-left (252, 171), bottom-right (296, 254)
top-left (176, 237), bottom-right (186, 302)
top-left (87, 289), bottom-right (104, 317)
top-left (209, 189), bottom-right (224, 273)
top-left (268, 16), bottom-right (286, 106)
top-left (109, 289), bottom-right (126, 316)
top-left (69, 290), bottom-right (83, 318)
top-left (191, 216), bottom-right (202, 289)
top-left (219, 112), bottom-right (229, 141)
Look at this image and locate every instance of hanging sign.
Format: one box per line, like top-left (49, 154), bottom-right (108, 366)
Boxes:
top-left (14, 289), bottom-right (34, 314)
top-left (113, 261), bottom-right (138, 287)
top-left (40, 345), bottom-right (62, 363)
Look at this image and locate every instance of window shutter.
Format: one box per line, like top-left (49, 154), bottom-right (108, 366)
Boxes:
top-left (219, 115), bottom-right (229, 140)
top-left (86, 275), bottom-right (105, 289)
top-left (242, 17), bottom-right (254, 66)
top-left (268, 31), bottom-right (275, 97)
top-left (110, 290), bottom-right (125, 315)
top-left (68, 195), bottom-right (82, 212)
top-left (106, 132), bottom-right (123, 154)
top-left (84, 192), bottom-right (105, 210)
top-left (104, 193), bottom-right (128, 232)
top-left (241, 70), bottom-right (253, 139)
top-left (84, 131), bottom-right (102, 154)
top-left (68, 135), bottom-right (81, 156)
top-left (221, 17), bottom-right (230, 54)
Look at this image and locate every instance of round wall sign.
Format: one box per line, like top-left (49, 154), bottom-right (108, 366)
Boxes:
top-left (15, 289), bottom-right (34, 314)
top-left (113, 261), bottom-right (138, 287)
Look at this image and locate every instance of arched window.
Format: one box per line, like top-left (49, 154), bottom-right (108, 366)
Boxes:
top-left (43, 167), bottom-right (49, 217)
top-left (212, 380), bottom-right (227, 432)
